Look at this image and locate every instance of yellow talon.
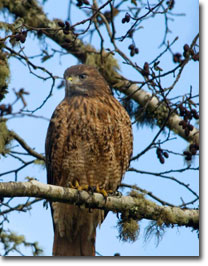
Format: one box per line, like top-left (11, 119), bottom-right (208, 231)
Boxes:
top-left (74, 180), bottom-right (80, 189)
top-left (100, 188), bottom-right (108, 198)
top-left (74, 180), bottom-right (89, 191)
top-left (95, 185), bottom-right (100, 193)
top-left (73, 182), bottom-right (110, 197)
top-left (81, 184), bottom-right (89, 191)
top-left (96, 185), bottom-right (108, 197)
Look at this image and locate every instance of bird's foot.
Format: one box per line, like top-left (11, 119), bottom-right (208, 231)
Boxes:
top-left (95, 185), bottom-right (109, 198)
top-left (68, 180), bottom-right (113, 199)
top-left (74, 180), bottom-right (89, 191)
top-left (86, 185), bottom-right (110, 199)
top-left (67, 180), bottom-right (89, 192)
top-left (93, 186), bottom-right (115, 202)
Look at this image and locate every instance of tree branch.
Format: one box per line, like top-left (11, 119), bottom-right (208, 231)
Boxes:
top-left (121, 83), bottom-right (199, 145)
top-left (0, 180), bottom-right (199, 229)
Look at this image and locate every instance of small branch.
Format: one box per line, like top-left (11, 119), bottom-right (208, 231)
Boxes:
top-left (1, 198), bottom-right (42, 215)
top-left (128, 167), bottom-right (199, 199)
top-left (70, 0), bottom-right (113, 30)
top-left (0, 160), bottom-right (35, 180)
top-left (120, 183), bottom-right (175, 207)
top-left (130, 108), bottom-right (172, 161)
top-left (0, 180), bottom-right (199, 229)
top-left (3, 45), bottom-right (56, 113)
top-left (119, 0), bottom-right (165, 41)
top-left (9, 131), bottom-right (45, 161)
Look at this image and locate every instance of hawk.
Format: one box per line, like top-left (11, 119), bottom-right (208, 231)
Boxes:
top-left (45, 64), bottom-right (133, 256)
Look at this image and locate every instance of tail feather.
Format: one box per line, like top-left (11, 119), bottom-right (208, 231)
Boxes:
top-left (51, 203), bottom-right (103, 256)
top-left (53, 226), bottom-right (96, 256)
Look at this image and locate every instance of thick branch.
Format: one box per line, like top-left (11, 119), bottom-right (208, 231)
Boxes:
top-left (122, 84), bottom-right (199, 144)
top-left (0, 180), bottom-right (199, 229)
top-left (0, 0), bottom-right (199, 145)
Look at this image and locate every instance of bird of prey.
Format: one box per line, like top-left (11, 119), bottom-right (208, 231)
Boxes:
top-left (45, 64), bottom-right (133, 256)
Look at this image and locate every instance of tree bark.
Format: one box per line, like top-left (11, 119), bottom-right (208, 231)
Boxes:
top-left (0, 180), bottom-right (199, 229)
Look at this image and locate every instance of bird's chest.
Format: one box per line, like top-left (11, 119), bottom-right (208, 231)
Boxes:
top-left (52, 99), bottom-right (114, 158)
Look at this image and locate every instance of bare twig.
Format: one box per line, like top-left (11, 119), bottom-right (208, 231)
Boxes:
top-left (128, 167), bottom-right (199, 199)
top-left (9, 131), bottom-right (45, 161)
top-left (0, 198), bottom-right (42, 215)
top-left (120, 183), bottom-right (175, 207)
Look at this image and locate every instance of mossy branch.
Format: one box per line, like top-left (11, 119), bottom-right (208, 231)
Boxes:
top-left (0, 229), bottom-right (43, 256)
top-left (0, 180), bottom-right (199, 230)
top-left (0, 50), bottom-right (10, 101)
top-left (121, 84), bottom-right (199, 145)
top-left (0, 120), bottom-right (13, 156)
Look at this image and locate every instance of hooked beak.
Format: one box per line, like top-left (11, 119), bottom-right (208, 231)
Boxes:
top-left (65, 76), bottom-right (87, 96)
top-left (66, 76), bottom-right (80, 86)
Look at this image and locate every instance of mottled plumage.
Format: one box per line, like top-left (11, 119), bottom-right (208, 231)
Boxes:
top-left (45, 65), bottom-right (133, 256)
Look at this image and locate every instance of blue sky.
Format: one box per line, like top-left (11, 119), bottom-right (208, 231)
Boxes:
top-left (0, 0), bottom-right (199, 257)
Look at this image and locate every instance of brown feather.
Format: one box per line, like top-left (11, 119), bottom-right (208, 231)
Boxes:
top-left (45, 65), bottom-right (133, 256)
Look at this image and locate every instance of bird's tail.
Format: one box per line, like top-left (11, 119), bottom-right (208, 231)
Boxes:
top-left (51, 203), bottom-right (104, 256)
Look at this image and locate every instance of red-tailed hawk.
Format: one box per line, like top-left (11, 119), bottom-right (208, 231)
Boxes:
top-left (45, 64), bottom-right (133, 256)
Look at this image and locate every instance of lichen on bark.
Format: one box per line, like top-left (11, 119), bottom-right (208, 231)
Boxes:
top-left (0, 119), bottom-right (13, 156)
top-left (0, 50), bottom-right (10, 101)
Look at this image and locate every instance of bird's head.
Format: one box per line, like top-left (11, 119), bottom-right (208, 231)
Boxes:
top-left (64, 64), bottom-right (111, 97)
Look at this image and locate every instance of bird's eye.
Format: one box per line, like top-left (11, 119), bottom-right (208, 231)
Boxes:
top-left (79, 73), bottom-right (87, 80)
